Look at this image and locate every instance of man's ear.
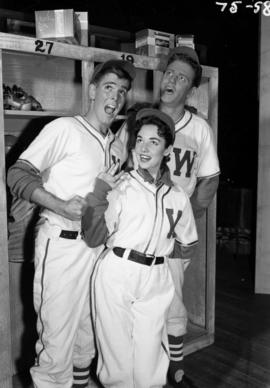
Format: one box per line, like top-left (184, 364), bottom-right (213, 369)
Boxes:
top-left (187, 86), bottom-right (196, 100)
top-left (89, 83), bottom-right (96, 100)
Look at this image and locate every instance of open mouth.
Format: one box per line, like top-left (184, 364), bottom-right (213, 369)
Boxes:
top-left (104, 104), bottom-right (117, 115)
top-left (164, 85), bottom-right (174, 94)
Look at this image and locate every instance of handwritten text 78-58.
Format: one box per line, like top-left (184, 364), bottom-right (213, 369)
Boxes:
top-left (216, 1), bottom-right (270, 15)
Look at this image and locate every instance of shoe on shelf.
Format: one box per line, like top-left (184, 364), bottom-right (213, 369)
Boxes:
top-left (8, 84), bottom-right (32, 110)
top-left (3, 83), bottom-right (43, 111)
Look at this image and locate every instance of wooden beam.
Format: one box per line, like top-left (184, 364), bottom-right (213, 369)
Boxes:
top-left (0, 48), bottom-right (12, 388)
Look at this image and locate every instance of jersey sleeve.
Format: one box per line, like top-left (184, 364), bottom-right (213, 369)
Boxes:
top-left (82, 178), bottom-right (112, 247)
top-left (82, 178), bottom-right (123, 247)
top-left (190, 174), bottom-right (219, 218)
top-left (7, 159), bottom-right (43, 201)
top-left (197, 120), bottom-right (220, 179)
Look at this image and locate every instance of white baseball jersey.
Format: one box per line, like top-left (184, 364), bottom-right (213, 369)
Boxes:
top-left (18, 115), bottom-right (126, 230)
top-left (167, 110), bottom-right (220, 197)
top-left (84, 169), bottom-right (198, 255)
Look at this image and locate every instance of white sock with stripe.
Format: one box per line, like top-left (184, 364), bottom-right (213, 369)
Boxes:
top-left (73, 365), bottom-right (90, 388)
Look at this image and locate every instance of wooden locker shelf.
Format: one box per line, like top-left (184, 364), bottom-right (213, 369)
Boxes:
top-left (0, 32), bottom-right (162, 70)
top-left (4, 109), bottom-right (71, 117)
top-left (0, 32), bottom-right (218, 386)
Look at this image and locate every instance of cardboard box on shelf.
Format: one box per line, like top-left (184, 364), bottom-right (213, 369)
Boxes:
top-left (35, 9), bottom-right (83, 44)
top-left (135, 28), bottom-right (174, 57)
top-left (175, 34), bottom-right (195, 49)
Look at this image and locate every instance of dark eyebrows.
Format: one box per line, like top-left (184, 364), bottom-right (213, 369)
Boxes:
top-left (103, 80), bottom-right (128, 91)
top-left (103, 81), bottom-right (116, 86)
top-left (137, 134), bottom-right (161, 142)
top-left (150, 136), bottom-right (161, 142)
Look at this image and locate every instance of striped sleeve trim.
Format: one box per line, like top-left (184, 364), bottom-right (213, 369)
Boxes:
top-left (175, 239), bottom-right (198, 247)
top-left (197, 170), bottom-right (221, 179)
top-left (17, 159), bottom-right (41, 174)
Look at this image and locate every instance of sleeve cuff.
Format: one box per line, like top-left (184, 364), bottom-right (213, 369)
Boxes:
top-left (94, 178), bottom-right (112, 200)
top-left (22, 180), bottom-right (43, 202)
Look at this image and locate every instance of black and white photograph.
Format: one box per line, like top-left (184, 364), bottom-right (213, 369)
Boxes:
top-left (0, 1), bottom-right (268, 387)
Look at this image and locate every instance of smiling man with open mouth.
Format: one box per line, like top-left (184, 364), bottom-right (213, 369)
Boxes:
top-left (86, 60), bottom-right (135, 137)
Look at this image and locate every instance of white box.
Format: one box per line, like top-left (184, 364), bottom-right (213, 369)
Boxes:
top-left (35, 9), bottom-right (76, 41)
top-left (175, 35), bottom-right (195, 49)
top-left (135, 28), bottom-right (174, 57)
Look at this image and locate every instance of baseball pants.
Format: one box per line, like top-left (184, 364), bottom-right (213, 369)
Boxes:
top-left (92, 249), bottom-right (175, 388)
top-left (30, 221), bottom-right (101, 388)
top-left (166, 258), bottom-right (190, 337)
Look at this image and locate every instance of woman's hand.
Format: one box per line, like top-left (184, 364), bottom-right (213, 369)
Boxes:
top-left (98, 162), bottom-right (125, 188)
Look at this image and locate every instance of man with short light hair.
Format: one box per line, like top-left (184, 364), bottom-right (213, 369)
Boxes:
top-left (160, 46), bottom-right (220, 388)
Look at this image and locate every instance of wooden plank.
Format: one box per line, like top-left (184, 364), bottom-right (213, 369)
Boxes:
top-left (183, 215), bottom-right (207, 327)
top-left (184, 322), bottom-right (214, 355)
top-left (183, 67), bottom-right (218, 331)
top-left (202, 65), bottom-right (218, 78)
top-left (4, 109), bottom-right (73, 118)
top-left (208, 68), bottom-right (219, 139)
top-left (153, 70), bottom-right (163, 103)
top-left (0, 32), bottom-right (163, 70)
top-left (81, 60), bottom-right (94, 115)
top-left (204, 68), bottom-right (218, 335)
top-left (255, 13), bottom-right (270, 294)
top-left (127, 68), bottom-right (154, 106)
top-left (0, 33), bottom-right (216, 75)
top-left (0, 49), bottom-right (13, 388)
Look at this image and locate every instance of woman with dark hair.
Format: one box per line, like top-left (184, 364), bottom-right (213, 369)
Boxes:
top-left (82, 108), bottom-right (198, 388)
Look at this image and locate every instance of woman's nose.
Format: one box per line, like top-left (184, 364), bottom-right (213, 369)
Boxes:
top-left (141, 142), bottom-right (148, 151)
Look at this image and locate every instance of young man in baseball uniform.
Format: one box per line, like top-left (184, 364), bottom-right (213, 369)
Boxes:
top-left (82, 108), bottom-right (198, 388)
top-left (159, 46), bottom-right (220, 388)
top-left (7, 59), bottom-right (136, 388)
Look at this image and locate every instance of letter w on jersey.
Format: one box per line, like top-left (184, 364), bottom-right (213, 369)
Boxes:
top-left (166, 209), bottom-right (182, 238)
top-left (173, 148), bottom-right (197, 178)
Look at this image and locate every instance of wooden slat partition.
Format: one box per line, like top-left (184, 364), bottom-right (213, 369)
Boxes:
top-left (0, 48), bottom-right (12, 388)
